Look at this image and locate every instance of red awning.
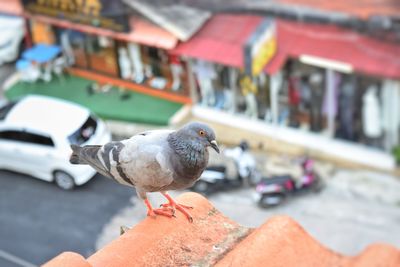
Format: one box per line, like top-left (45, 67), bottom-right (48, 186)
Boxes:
top-left (26, 14), bottom-right (178, 50)
top-left (273, 20), bottom-right (400, 79)
top-left (264, 48), bottom-right (287, 75)
top-left (171, 14), bottom-right (264, 67)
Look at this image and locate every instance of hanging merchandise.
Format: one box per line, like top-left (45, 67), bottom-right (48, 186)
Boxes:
top-left (362, 85), bottom-right (383, 140)
top-left (169, 54), bottom-right (183, 91)
top-left (299, 75), bottom-right (311, 111)
top-left (148, 47), bottom-right (162, 77)
top-left (214, 65), bottom-right (231, 110)
top-left (269, 71), bottom-right (283, 124)
top-left (288, 74), bottom-right (301, 127)
top-left (240, 75), bottom-right (258, 119)
top-left (218, 66), bottom-right (230, 89)
top-left (60, 31), bottom-right (75, 66)
top-left (288, 75), bottom-right (301, 106)
top-left (322, 70), bottom-right (340, 137)
top-left (128, 43), bottom-right (145, 84)
top-left (98, 36), bottom-right (112, 48)
top-left (381, 80), bottom-right (400, 152)
top-left (118, 47), bottom-right (132, 80)
top-left (336, 78), bottom-right (356, 140)
top-left (193, 60), bottom-right (217, 107)
top-left (309, 72), bottom-right (324, 132)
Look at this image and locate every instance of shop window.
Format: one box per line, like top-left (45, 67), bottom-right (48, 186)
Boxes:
top-left (86, 35), bottom-right (119, 77)
top-left (140, 46), bottom-right (189, 95)
top-left (68, 30), bottom-right (89, 69)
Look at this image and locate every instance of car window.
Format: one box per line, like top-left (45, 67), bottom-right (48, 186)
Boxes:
top-left (0, 130), bottom-right (54, 147)
top-left (68, 115), bottom-right (97, 145)
top-left (0, 101), bottom-right (16, 120)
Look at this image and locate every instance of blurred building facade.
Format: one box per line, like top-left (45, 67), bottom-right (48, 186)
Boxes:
top-left (20, 0), bottom-right (211, 104)
top-left (15, 0), bottom-right (400, 171)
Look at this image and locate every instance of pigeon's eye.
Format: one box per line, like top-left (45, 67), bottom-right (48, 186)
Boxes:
top-left (199, 130), bottom-right (205, 136)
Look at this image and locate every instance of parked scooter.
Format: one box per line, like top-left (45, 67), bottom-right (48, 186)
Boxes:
top-left (191, 141), bottom-right (262, 195)
top-left (254, 157), bottom-right (323, 208)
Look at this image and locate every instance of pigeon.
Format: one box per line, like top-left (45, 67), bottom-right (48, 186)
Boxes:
top-left (69, 121), bottom-right (219, 222)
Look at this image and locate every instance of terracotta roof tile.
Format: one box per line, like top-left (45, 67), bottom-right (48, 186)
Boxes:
top-left (86, 193), bottom-right (249, 267)
top-left (42, 252), bottom-right (91, 267)
top-left (42, 192), bottom-right (400, 267)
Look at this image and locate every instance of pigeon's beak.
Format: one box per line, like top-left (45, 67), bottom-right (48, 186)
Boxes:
top-left (210, 140), bottom-right (220, 153)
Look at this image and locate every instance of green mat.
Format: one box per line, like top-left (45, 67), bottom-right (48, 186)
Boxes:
top-left (5, 75), bottom-right (183, 125)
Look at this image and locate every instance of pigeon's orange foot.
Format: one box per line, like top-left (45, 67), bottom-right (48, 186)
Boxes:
top-left (145, 198), bottom-right (174, 219)
top-left (162, 202), bottom-right (193, 222)
top-left (161, 203), bottom-right (193, 210)
top-left (160, 191), bottom-right (194, 223)
top-left (147, 207), bottom-right (175, 218)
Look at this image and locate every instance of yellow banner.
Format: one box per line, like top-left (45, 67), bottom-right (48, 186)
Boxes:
top-left (252, 37), bottom-right (277, 76)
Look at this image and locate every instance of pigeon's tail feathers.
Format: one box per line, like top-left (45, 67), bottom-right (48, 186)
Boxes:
top-left (70, 144), bottom-right (84, 164)
top-left (70, 144), bottom-right (113, 178)
top-left (69, 144), bottom-right (102, 166)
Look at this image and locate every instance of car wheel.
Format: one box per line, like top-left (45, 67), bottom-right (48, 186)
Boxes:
top-left (54, 171), bottom-right (75, 190)
top-left (258, 193), bottom-right (285, 208)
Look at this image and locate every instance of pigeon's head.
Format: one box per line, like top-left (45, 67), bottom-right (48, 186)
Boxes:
top-left (181, 122), bottom-right (219, 153)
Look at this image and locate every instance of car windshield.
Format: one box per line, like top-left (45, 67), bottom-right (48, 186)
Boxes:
top-left (68, 115), bottom-right (97, 145)
top-left (0, 101), bottom-right (16, 120)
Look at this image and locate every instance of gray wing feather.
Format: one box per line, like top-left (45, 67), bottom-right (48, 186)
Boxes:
top-left (70, 145), bottom-right (112, 178)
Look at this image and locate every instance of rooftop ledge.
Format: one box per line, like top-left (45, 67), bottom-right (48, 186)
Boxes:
top-left (43, 192), bottom-right (400, 267)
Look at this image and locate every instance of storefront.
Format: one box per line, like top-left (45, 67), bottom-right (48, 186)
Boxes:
top-left (21, 0), bottom-right (192, 103)
top-left (266, 20), bottom-right (400, 155)
top-left (172, 14), bottom-right (277, 118)
top-left (174, 14), bottom-right (400, 170)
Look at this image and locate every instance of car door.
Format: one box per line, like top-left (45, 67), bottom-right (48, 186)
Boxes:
top-left (0, 129), bottom-right (56, 181)
top-left (0, 129), bottom-right (23, 169)
top-left (16, 130), bottom-right (58, 181)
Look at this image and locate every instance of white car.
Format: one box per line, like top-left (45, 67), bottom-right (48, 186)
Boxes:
top-left (0, 15), bottom-right (25, 65)
top-left (0, 95), bottom-right (111, 189)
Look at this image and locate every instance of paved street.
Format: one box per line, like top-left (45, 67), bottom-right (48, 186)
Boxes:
top-left (0, 171), bottom-right (134, 266)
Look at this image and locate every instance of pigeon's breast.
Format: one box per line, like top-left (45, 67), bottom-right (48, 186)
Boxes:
top-left (168, 147), bottom-right (209, 188)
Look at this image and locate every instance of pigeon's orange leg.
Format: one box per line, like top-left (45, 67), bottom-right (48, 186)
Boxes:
top-left (144, 198), bottom-right (174, 218)
top-left (160, 192), bottom-right (194, 223)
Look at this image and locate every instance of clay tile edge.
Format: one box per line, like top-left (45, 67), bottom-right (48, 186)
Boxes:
top-left (41, 251), bottom-right (91, 267)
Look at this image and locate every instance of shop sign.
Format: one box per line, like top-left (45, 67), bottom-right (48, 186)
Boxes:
top-left (22, 0), bottom-right (130, 32)
top-left (244, 19), bottom-right (277, 76)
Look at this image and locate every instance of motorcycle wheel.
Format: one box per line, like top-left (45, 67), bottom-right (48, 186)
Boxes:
top-left (311, 176), bottom-right (325, 193)
top-left (192, 180), bottom-right (210, 195)
top-left (248, 170), bottom-right (262, 186)
top-left (258, 193), bottom-right (285, 208)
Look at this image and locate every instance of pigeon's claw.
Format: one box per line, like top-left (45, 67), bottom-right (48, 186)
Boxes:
top-left (161, 192), bottom-right (194, 223)
top-left (162, 203), bottom-right (193, 210)
top-left (145, 198), bottom-right (174, 219)
top-left (153, 208), bottom-right (175, 218)
top-left (175, 203), bottom-right (194, 223)
top-left (160, 203), bottom-right (193, 210)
